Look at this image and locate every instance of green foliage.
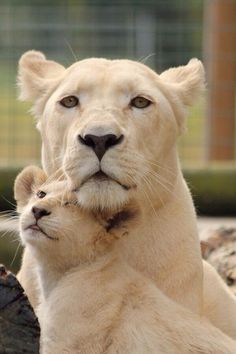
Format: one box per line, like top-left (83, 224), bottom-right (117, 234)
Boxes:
top-left (184, 167), bottom-right (236, 216)
top-left (0, 168), bottom-right (20, 211)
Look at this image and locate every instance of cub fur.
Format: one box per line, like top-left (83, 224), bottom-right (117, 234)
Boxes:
top-left (16, 166), bottom-right (236, 354)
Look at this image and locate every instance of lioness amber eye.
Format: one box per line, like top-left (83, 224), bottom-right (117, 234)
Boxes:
top-left (60, 95), bottom-right (79, 108)
top-left (131, 96), bottom-right (151, 109)
top-left (36, 190), bottom-right (46, 199)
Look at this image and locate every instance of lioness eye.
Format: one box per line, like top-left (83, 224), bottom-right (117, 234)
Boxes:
top-left (36, 190), bottom-right (46, 199)
top-left (60, 95), bottom-right (79, 108)
top-left (131, 96), bottom-right (151, 109)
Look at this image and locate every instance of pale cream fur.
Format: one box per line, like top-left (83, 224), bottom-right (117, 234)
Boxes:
top-left (16, 166), bottom-right (236, 354)
top-left (17, 51), bottom-right (236, 337)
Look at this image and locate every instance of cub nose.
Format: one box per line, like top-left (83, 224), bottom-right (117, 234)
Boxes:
top-left (32, 207), bottom-right (51, 221)
top-left (78, 134), bottom-right (124, 161)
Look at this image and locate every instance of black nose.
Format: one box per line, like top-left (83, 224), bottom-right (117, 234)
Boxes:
top-left (32, 207), bottom-right (51, 221)
top-left (78, 134), bottom-right (124, 161)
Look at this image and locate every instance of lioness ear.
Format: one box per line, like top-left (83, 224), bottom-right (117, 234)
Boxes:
top-left (160, 58), bottom-right (205, 106)
top-left (18, 50), bottom-right (65, 101)
top-left (14, 166), bottom-right (47, 211)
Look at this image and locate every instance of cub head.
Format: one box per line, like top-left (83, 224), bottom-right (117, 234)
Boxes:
top-left (18, 52), bottom-right (205, 211)
top-left (15, 166), bottom-right (137, 267)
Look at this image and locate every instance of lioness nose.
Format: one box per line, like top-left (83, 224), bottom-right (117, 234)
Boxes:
top-left (78, 134), bottom-right (124, 161)
top-left (32, 207), bottom-right (51, 221)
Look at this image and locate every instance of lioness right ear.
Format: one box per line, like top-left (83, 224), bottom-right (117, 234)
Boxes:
top-left (14, 165), bottom-right (47, 211)
top-left (160, 58), bottom-right (205, 106)
top-left (159, 59), bottom-right (205, 134)
top-left (18, 50), bottom-right (65, 101)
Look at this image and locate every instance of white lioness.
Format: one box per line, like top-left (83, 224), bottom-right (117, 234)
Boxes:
top-left (15, 165), bottom-right (236, 354)
top-left (17, 51), bottom-right (236, 338)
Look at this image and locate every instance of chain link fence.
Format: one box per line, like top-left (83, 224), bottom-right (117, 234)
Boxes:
top-left (0, 0), bottom-right (235, 168)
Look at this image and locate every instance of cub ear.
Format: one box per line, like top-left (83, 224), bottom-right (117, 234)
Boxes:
top-left (18, 50), bottom-right (65, 101)
top-left (14, 166), bottom-right (47, 211)
top-left (160, 58), bottom-right (205, 106)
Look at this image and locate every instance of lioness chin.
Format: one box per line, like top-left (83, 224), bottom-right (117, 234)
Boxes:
top-left (17, 51), bottom-right (236, 338)
top-left (15, 166), bottom-right (236, 354)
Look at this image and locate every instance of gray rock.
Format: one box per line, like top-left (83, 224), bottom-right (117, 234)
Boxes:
top-left (0, 265), bottom-right (40, 354)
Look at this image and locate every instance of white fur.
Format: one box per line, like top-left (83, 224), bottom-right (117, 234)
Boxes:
top-left (16, 171), bottom-right (236, 353)
top-left (17, 52), bottom-right (236, 339)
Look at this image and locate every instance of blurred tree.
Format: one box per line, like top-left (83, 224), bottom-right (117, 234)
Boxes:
top-left (204, 0), bottom-right (236, 161)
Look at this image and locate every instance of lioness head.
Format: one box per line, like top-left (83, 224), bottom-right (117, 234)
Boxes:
top-left (15, 166), bottom-right (137, 266)
top-left (18, 52), bottom-right (204, 210)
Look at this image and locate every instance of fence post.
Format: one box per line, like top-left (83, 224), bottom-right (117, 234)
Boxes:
top-left (204, 0), bottom-right (236, 161)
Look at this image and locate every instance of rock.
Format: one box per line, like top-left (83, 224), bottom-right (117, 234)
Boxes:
top-left (201, 228), bottom-right (236, 296)
top-left (0, 264), bottom-right (40, 354)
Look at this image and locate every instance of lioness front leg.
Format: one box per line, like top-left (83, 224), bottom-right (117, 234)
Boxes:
top-left (203, 260), bottom-right (236, 339)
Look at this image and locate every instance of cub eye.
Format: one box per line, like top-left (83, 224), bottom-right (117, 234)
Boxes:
top-left (131, 96), bottom-right (151, 109)
top-left (36, 190), bottom-right (46, 199)
top-left (60, 95), bottom-right (79, 108)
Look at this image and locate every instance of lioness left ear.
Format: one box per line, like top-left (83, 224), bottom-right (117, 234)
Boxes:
top-left (14, 165), bottom-right (47, 212)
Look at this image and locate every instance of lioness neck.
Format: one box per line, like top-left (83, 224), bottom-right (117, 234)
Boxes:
top-left (117, 158), bottom-right (203, 313)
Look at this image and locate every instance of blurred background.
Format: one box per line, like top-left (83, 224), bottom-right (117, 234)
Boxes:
top-left (0, 0), bottom-right (235, 272)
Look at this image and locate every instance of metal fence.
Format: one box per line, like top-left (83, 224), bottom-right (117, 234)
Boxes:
top-left (0, 0), bottom-right (234, 168)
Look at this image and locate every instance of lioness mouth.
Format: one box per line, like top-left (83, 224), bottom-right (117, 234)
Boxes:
top-left (90, 170), bottom-right (131, 191)
top-left (93, 171), bottom-right (109, 180)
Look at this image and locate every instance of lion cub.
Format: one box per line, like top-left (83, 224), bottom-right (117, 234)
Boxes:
top-left (15, 166), bottom-right (236, 354)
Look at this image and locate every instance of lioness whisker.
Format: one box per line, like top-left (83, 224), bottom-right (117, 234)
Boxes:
top-left (127, 163), bottom-right (175, 198)
top-left (139, 174), bottom-right (165, 209)
top-left (126, 170), bottom-right (163, 214)
top-left (138, 53), bottom-right (156, 64)
top-left (64, 38), bottom-right (78, 62)
top-left (137, 178), bottom-right (162, 217)
top-left (143, 170), bottom-right (176, 196)
top-left (125, 149), bottom-right (176, 176)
